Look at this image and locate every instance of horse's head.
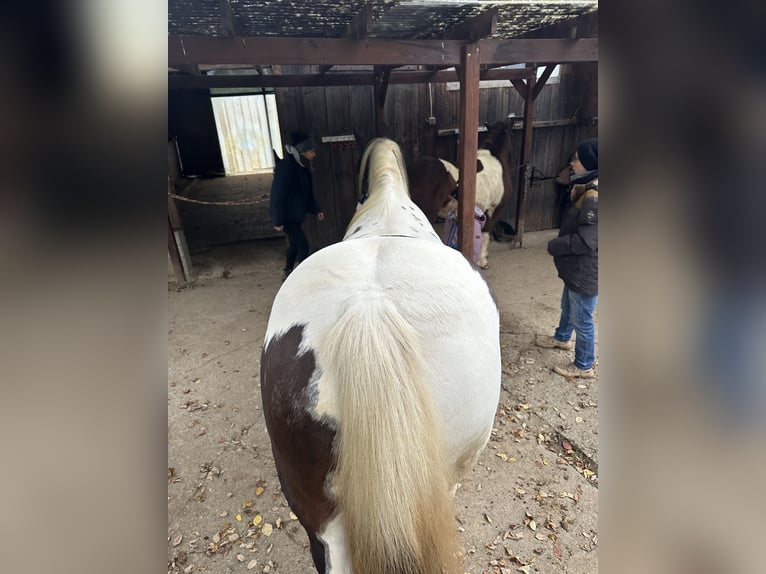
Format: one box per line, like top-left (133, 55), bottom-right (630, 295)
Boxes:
top-left (481, 121), bottom-right (513, 161)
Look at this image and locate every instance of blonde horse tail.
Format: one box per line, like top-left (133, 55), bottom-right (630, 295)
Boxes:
top-left (322, 297), bottom-right (460, 574)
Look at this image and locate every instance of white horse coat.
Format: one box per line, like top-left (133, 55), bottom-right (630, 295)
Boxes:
top-left (261, 138), bottom-right (501, 574)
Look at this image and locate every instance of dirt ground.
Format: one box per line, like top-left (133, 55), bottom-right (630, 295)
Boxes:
top-left (168, 230), bottom-right (598, 574)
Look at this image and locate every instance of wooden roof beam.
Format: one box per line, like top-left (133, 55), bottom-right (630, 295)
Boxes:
top-left (319, 4), bottom-right (376, 74)
top-left (441, 7), bottom-right (497, 42)
top-left (168, 67), bottom-right (536, 90)
top-left (218, 0), bottom-right (242, 36)
top-left (532, 64), bottom-right (556, 99)
top-left (343, 3), bottom-right (374, 40)
top-left (168, 36), bottom-right (597, 67)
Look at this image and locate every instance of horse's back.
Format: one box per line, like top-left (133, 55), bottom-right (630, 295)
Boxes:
top-left (264, 237), bottom-right (501, 466)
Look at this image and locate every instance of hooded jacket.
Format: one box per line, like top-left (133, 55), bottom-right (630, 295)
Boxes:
top-left (269, 154), bottom-right (321, 227)
top-left (547, 182), bottom-right (598, 296)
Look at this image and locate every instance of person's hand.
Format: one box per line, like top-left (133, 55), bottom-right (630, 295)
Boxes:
top-left (274, 225), bottom-right (284, 232)
top-left (317, 212), bottom-right (325, 221)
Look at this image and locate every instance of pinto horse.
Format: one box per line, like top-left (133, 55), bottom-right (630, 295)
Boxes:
top-left (260, 137), bottom-right (501, 574)
top-left (408, 121), bottom-right (514, 268)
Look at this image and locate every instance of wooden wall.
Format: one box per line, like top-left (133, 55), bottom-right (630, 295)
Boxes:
top-left (170, 63), bottom-right (597, 251)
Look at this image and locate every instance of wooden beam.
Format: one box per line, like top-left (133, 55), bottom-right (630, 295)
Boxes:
top-left (481, 38), bottom-right (597, 65)
top-left (218, 0), bottom-right (241, 36)
top-left (168, 175), bottom-right (194, 281)
top-left (532, 64), bottom-right (556, 99)
top-left (514, 73), bottom-right (536, 248)
top-left (170, 64), bottom-right (201, 75)
top-left (168, 36), bottom-right (597, 67)
top-left (168, 67), bottom-right (535, 90)
top-left (374, 66), bottom-right (392, 136)
top-left (343, 3), bottom-right (374, 40)
top-left (511, 79), bottom-right (527, 100)
top-left (169, 36), bottom-right (464, 66)
top-left (441, 7), bottom-right (497, 42)
top-left (168, 217), bottom-right (188, 288)
top-left (457, 43), bottom-right (480, 261)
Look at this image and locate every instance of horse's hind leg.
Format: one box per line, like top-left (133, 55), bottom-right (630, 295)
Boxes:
top-left (479, 231), bottom-right (491, 269)
top-left (307, 530), bottom-right (327, 573)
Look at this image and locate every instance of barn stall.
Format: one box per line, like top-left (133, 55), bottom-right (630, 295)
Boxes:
top-left (168, 1), bottom-right (597, 285)
top-left (168, 2), bottom-right (599, 573)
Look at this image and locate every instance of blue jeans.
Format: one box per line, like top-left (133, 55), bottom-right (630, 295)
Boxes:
top-left (554, 286), bottom-right (598, 369)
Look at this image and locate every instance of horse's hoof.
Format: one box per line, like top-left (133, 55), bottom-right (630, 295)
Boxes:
top-left (479, 263), bottom-right (489, 270)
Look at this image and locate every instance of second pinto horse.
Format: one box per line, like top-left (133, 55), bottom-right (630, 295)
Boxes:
top-left (408, 121), bottom-right (514, 268)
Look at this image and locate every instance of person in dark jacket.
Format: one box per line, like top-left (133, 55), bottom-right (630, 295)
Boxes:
top-left (269, 130), bottom-right (324, 281)
top-left (536, 138), bottom-right (598, 378)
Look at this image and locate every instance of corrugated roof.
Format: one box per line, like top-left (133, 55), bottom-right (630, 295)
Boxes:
top-left (168, 0), bottom-right (597, 40)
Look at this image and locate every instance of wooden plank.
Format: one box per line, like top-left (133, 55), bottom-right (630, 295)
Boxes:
top-left (480, 38), bottom-right (598, 65)
top-left (169, 36), bottom-right (464, 66)
top-left (168, 36), bottom-right (597, 67)
top-left (457, 43), bottom-right (480, 261)
top-left (441, 7), bottom-right (497, 42)
top-left (168, 217), bottom-right (188, 287)
top-left (168, 67), bottom-right (536, 90)
top-left (532, 64), bottom-right (557, 100)
top-left (325, 85), bottom-right (354, 240)
top-left (343, 4), bottom-right (374, 40)
top-left (374, 67), bottom-right (392, 136)
top-left (511, 79), bottom-right (528, 100)
top-left (514, 73), bottom-right (536, 247)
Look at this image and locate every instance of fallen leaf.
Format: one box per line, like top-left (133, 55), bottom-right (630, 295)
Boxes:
top-left (583, 469), bottom-right (595, 478)
top-left (236, 514), bottom-right (242, 522)
top-left (484, 513), bottom-right (493, 525)
top-left (236, 554), bottom-right (245, 562)
top-left (262, 523), bottom-right (273, 536)
top-left (183, 565), bottom-right (194, 574)
top-left (253, 515), bottom-right (263, 526)
top-left (517, 566), bottom-right (531, 574)
top-left (575, 416), bottom-right (584, 423)
top-left (528, 520), bottom-right (537, 531)
top-left (172, 535), bottom-right (183, 547)
top-left (534, 533), bottom-right (546, 541)
top-left (288, 512), bottom-right (298, 520)
top-left (212, 533), bottom-right (221, 544)
top-left (247, 559), bottom-right (258, 570)
top-left (255, 486), bottom-right (265, 497)
top-left (242, 500), bottom-right (255, 510)
top-left (562, 440), bottom-right (573, 451)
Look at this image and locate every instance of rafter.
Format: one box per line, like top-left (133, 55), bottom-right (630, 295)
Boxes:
top-left (168, 67), bottom-right (536, 90)
top-left (441, 7), bottom-right (497, 42)
top-left (168, 36), bottom-right (598, 67)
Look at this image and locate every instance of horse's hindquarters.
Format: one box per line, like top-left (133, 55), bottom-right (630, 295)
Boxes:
top-left (262, 237), bottom-right (502, 573)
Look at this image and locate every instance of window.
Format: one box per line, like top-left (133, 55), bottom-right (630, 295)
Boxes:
top-left (211, 94), bottom-right (283, 175)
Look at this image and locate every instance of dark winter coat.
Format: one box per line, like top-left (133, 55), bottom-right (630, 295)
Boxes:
top-left (269, 155), bottom-right (321, 227)
top-left (547, 182), bottom-right (598, 296)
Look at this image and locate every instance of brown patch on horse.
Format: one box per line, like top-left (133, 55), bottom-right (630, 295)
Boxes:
top-left (261, 325), bottom-right (336, 572)
top-left (408, 157), bottom-right (458, 222)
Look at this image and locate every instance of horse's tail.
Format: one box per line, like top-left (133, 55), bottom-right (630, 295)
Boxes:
top-left (323, 297), bottom-right (460, 574)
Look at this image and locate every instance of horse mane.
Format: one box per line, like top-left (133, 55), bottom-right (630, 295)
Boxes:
top-left (349, 138), bottom-right (410, 229)
top-left (322, 296), bottom-right (460, 574)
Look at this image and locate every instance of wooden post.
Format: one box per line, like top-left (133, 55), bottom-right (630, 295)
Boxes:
top-left (168, 217), bottom-right (188, 288)
top-left (457, 42), bottom-right (480, 261)
top-left (514, 67), bottom-right (536, 248)
top-left (168, 174), bottom-right (194, 282)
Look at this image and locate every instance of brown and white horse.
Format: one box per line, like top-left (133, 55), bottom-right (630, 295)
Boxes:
top-left (260, 137), bottom-right (501, 573)
top-left (408, 122), bottom-right (514, 268)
